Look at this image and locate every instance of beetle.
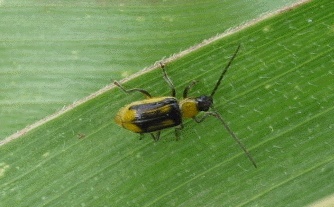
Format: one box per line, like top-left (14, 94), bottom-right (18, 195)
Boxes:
top-left (114, 45), bottom-right (257, 168)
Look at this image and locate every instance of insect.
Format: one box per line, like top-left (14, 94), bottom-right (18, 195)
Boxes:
top-left (114, 45), bottom-right (257, 168)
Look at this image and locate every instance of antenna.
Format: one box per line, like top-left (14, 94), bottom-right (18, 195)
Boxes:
top-left (211, 110), bottom-right (257, 168)
top-left (210, 45), bottom-right (241, 97)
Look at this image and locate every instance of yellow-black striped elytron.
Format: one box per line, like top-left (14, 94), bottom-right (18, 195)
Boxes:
top-left (114, 45), bottom-right (257, 168)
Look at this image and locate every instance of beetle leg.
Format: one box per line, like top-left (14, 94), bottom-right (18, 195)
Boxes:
top-left (183, 80), bottom-right (199, 98)
top-left (139, 133), bottom-right (144, 140)
top-left (174, 124), bottom-right (184, 141)
top-left (114, 81), bottom-right (152, 99)
top-left (160, 62), bottom-right (176, 97)
top-left (150, 131), bottom-right (161, 141)
top-left (192, 112), bottom-right (211, 123)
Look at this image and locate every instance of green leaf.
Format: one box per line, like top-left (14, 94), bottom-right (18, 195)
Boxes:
top-left (1, 0), bottom-right (334, 206)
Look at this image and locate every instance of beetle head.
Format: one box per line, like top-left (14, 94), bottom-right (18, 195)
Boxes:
top-left (195, 95), bottom-right (213, 111)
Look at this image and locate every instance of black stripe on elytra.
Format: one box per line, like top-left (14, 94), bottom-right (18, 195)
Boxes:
top-left (129, 97), bottom-right (182, 133)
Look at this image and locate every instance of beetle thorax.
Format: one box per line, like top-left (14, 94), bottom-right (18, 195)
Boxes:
top-left (179, 95), bottom-right (213, 118)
